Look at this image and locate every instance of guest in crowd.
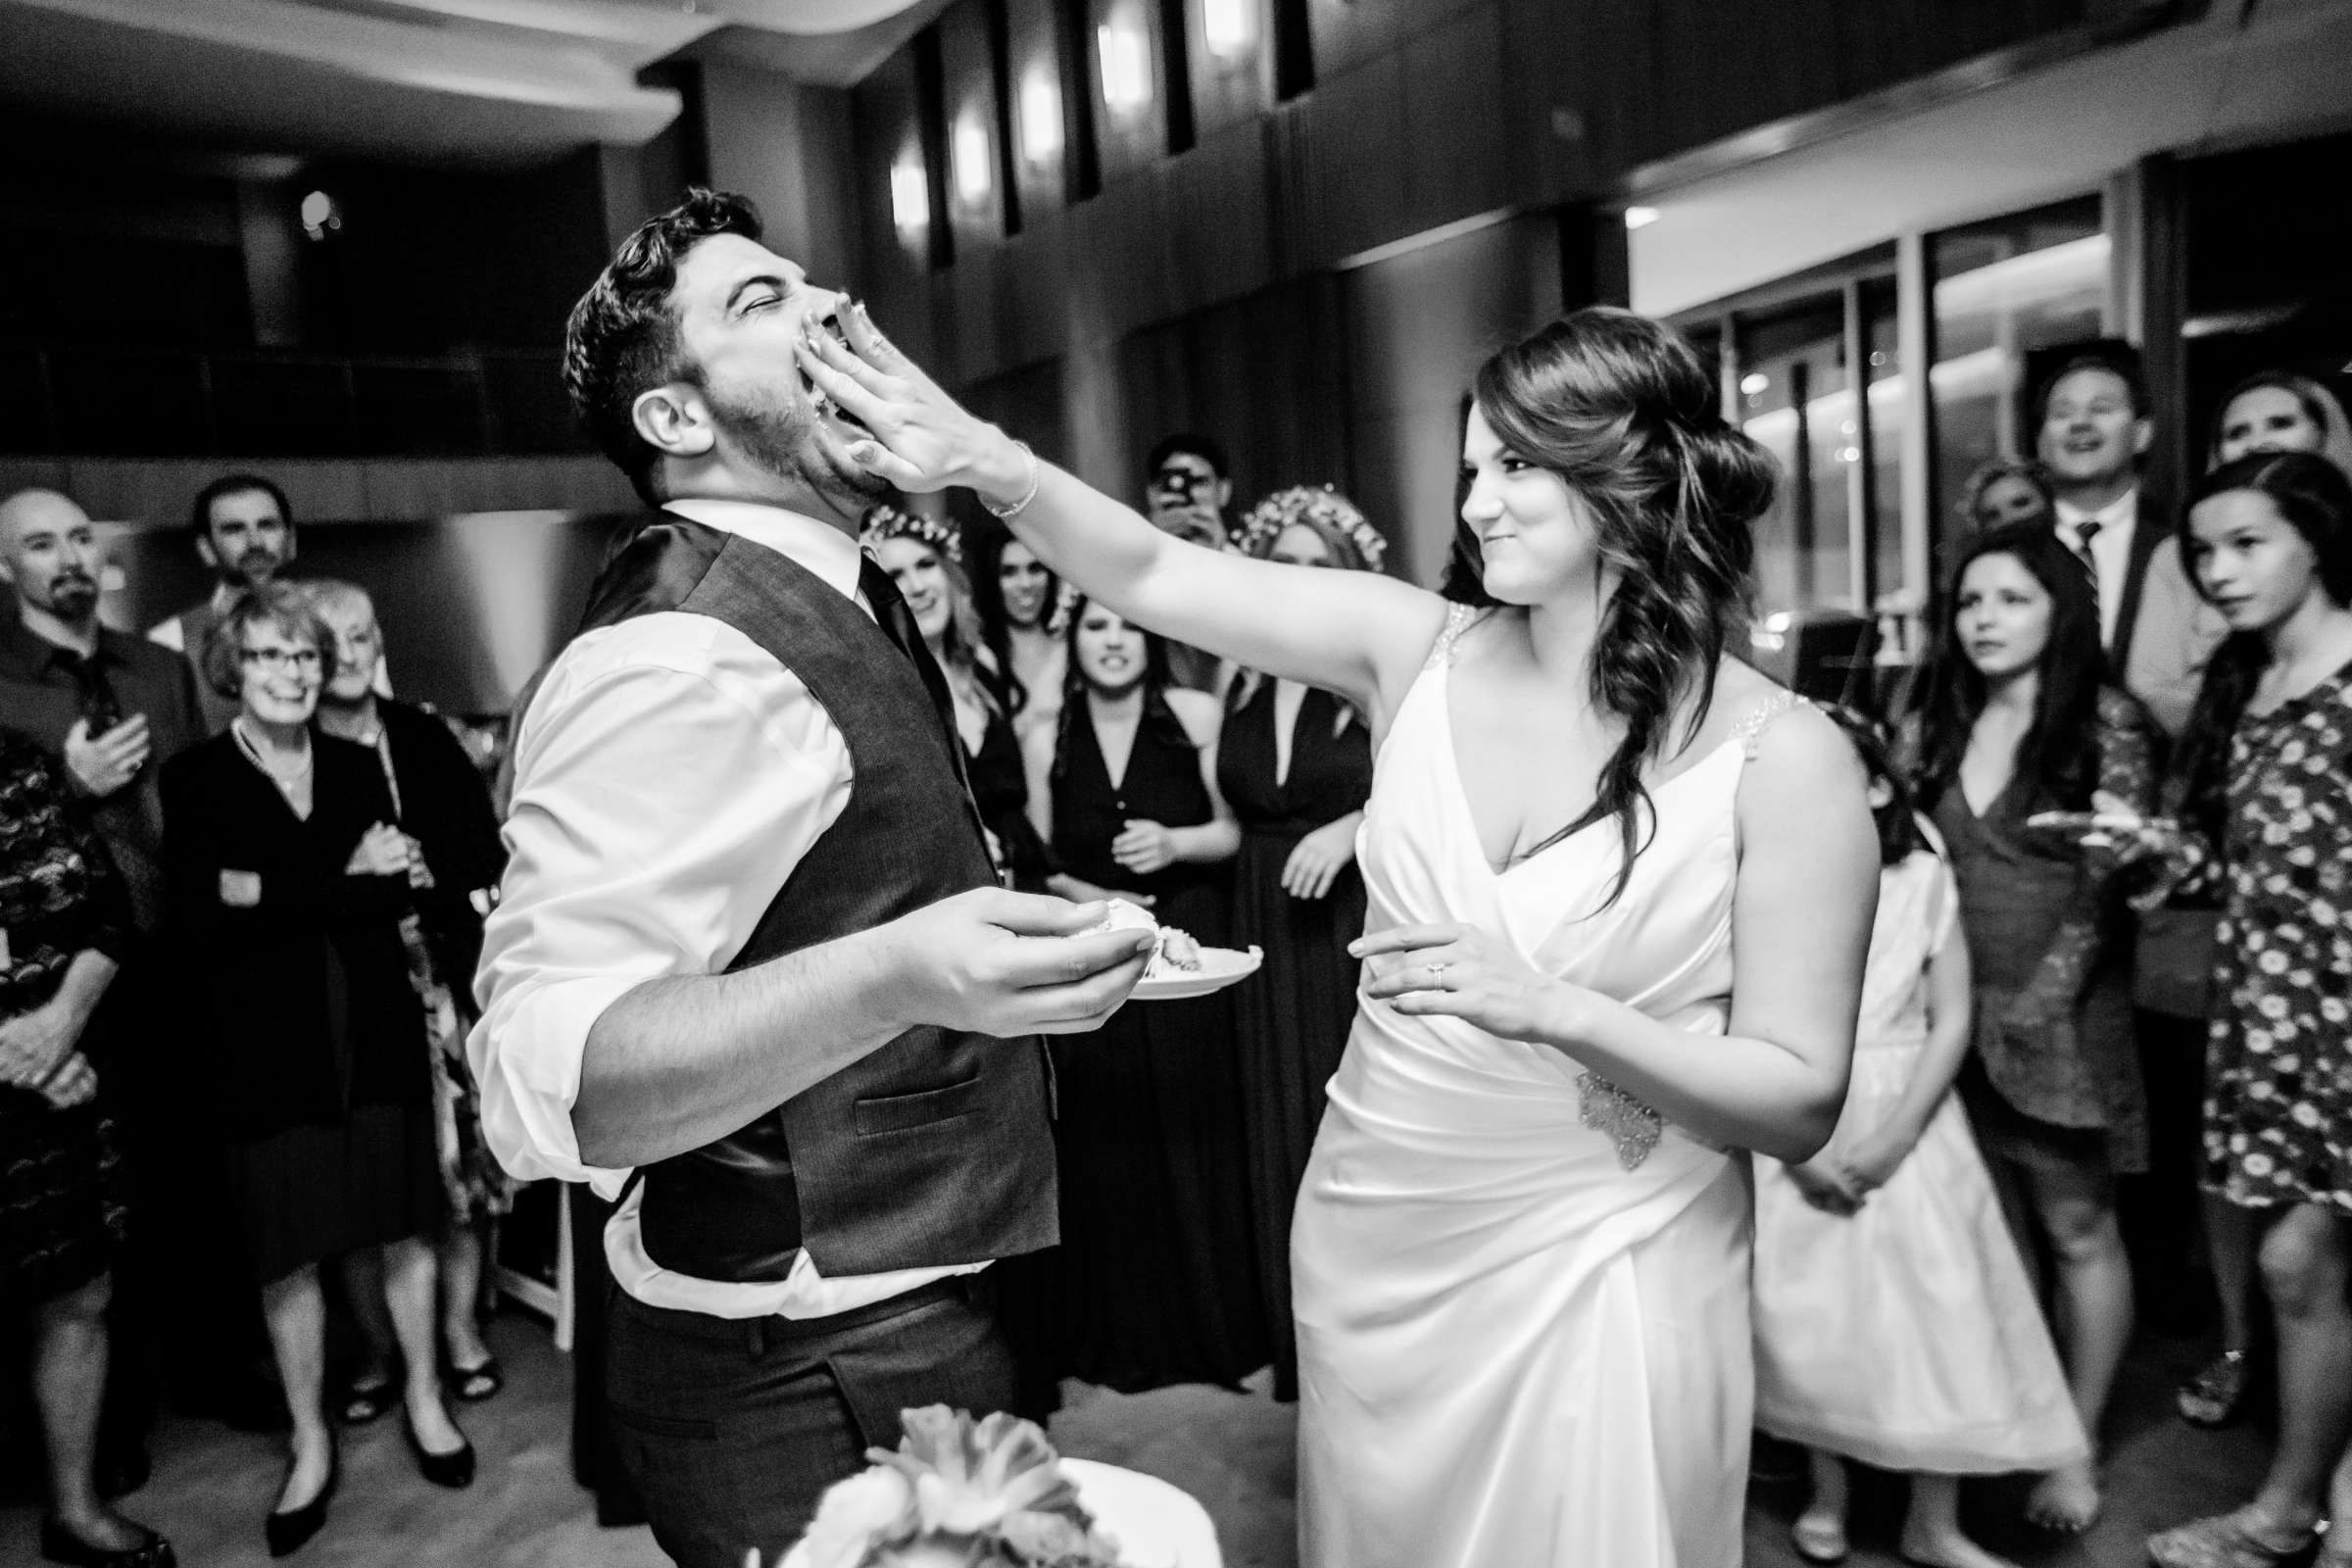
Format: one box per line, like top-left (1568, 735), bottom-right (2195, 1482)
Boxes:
top-left (863, 505), bottom-right (1055, 889)
top-left (1216, 484), bottom-right (1380, 1400)
top-left (1957, 458), bottom-right (2058, 536)
top-left (0, 489), bottom-right (274, 1450)
top-left (2209, 370), bottom-right (2352, 475)
top-left (1142, 435), bottom-right (1236, 692)
top-left (971, 525), bottom-right (1064, 753)
top-left (0, 730), bottom-right (174, 1568)
top-left (1040, 595), bottom-right (1261, 1391)
top-left (2036, 344), bottom-right (2225, 737)
top-left (2173, 369), bottom-right (2352, 1430)
top-left (1755, 707), bottom-right (2084, 1568)
top-left (1905, 521), bottom-right (2157, 1533)
top-left (162, 585), bottom-right (472, 1556)
top-left (2136, 452), bottom-right (2352, 1568)
top-left (300, 580), bottom-right (514, 1421)
top-left (149, 475), bottom-right (297, 735)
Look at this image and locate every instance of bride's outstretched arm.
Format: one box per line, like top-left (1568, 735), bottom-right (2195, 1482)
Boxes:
top-left (797, 307), bottom-right (1446, 725)
top-left (1356, 703), bottom-right (1876, 1163)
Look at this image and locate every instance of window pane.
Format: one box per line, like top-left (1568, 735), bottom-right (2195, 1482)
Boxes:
top-left (1929, 196), bottom-right (2106, 546)
top-left (1861, 275), bottom-right (1904, 612)
top-left (1738, 295), bottom-right (1850, 616)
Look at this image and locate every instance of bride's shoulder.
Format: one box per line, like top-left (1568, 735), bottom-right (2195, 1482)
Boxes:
top-left (1707, 666), bottom-right (1867, 814)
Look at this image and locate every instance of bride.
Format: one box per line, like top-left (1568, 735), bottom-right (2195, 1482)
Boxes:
top-left (797, 303), bottom-right (1878, 1568)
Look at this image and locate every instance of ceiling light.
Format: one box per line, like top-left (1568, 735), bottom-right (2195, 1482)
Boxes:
top-left (1203, 0), bottom-right (1255, 59)
top-left (953, 110), bottom-right (992, 206)
top-left (891, 158), bottom-right (928, 237)
top-left (1623, 206), bottom-right (1659, 230)
top-left (300, 189), bottom-right (340, 240)
top-left (1098, 18), bottom-right (1152, 118)
top-left (1019, 68), bottom-right (1062, 168)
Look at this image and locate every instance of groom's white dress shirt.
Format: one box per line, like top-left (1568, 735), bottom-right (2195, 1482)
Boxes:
top-left (469, 498), bottom-right (985, 1320)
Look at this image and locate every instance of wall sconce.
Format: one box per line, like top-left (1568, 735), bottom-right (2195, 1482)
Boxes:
top-left (1202, 0), bottom-right (1255, 60)
top-left (1018, 67), bottom-right (1063, 169)
top-left (891, 156), bottom-right (929, 237)
top-left (953, 109), bottom-right (993, 207)
top-left (1623, 205), bottom-right (1660, 230)
top-left (1097, 16), bottom-right (1152, 119)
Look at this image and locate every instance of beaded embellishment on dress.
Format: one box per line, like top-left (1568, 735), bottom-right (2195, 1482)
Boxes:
top-left (1423, 603), bottom-right (1479, 671)
top-left (1579, 1071), bottom-right (1664, 1171)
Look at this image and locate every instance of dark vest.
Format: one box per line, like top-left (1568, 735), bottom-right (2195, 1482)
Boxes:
top-left (576, 514), bottom-right (1057, 1282)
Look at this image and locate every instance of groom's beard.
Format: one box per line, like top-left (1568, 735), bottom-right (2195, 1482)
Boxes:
top-left (704, 375), bottom-right (888, 510)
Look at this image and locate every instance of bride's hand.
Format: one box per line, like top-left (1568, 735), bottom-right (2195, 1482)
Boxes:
top-left (795, 303), bottom-right (1033, 505)
top-left (1351, 922), bottom-right (1572, 1044)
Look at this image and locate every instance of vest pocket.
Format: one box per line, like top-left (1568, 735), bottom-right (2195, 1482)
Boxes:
top-left (853, 1072), bottom-right (982, 1136)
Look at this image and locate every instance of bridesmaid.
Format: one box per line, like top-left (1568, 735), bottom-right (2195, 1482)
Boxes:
top-left (1218, 486), bottom-right (1381, 1399)
top-left (972, 526), bottom-right (1066, 755)
top-left (1905, 521), bottom-right (2157, 1533)
top-left (1040, 595), bottom-right (1263, 1391)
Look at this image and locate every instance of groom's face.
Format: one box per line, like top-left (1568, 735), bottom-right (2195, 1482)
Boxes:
top-left (669, 234), bottom-right (885, 507)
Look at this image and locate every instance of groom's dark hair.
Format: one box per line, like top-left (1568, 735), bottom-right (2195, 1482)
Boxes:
top-left (564, 188), bottom-right (764, 506)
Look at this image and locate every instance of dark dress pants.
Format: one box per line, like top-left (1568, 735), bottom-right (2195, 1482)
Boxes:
top-left (606, 1272), bottom-right (1019, 1568)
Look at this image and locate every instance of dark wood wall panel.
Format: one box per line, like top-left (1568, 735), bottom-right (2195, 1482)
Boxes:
top-left (1187, 0), bottom-right (1275, 138)
top-left (1269, 56), bottom-right (1409, 272)
top-left (1836, 0), bottom-right (2086, 103)
top-left (1648, 0), bottom-right (1841, 154)
top-left (1089, 0), bottom-right (1175, 184)
top-left (1005, 0), bottom-right (1073, 222)
top-left (1304, 0), bottom-right (1483, 84)
top-left (1496, 0), bottom-right (1660, 195)
top-left (851, 52), bottom-right (938, 368)
top-left (1166, 121), bottom-right (1277, 314)
top-left (1400, 5), bottom-right (1510, 237)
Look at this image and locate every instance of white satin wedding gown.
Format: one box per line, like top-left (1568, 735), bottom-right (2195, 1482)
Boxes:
top-left (1292, 605), bottom-right (1788, 1568)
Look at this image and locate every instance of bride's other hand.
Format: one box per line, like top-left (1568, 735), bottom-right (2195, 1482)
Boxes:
top-left (1352, 922), bottom-right (1571, 1043)
top-left (1784, 1158), bottom-right (1863, 1216)
top-left (795, 303), bottom-right (1030, 503)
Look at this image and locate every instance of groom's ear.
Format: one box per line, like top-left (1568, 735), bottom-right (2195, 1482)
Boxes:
top-left (632, 383), bottom-right (716, 463)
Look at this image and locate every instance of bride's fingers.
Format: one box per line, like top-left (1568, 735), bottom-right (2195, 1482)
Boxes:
top-left (803, 316), bottom-right (898, 396)
top-left (1348, 923), bottom-right (1461, 959)
top-left (795, 337), bottom-right (893, 431)
top-left (844, 300), bottom-right (948, 397)
top-left (845, 439), bottom-right (928, 490)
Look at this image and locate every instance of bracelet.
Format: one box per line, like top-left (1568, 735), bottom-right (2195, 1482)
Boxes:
top-left (981, 439), bottom-right (1041, 521)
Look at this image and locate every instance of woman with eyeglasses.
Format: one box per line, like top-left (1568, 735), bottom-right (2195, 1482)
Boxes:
top-left (162, 584), bottom-right (471, 1557)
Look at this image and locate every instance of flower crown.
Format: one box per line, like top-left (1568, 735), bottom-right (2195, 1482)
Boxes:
top-left (1047, 578), bottom-right (1085, 636)
top-left (784, 1405), bottom-right (1128, 1568)
top-left (1232, 484), bottom-right (1387, 571)
top-left (859, 503), bottom-right (964, 568)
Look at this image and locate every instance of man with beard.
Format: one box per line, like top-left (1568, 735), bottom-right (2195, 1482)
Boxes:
top-left (0, 487), bottom-right (244, 1490)
top-left (471, 189), bottom-right (1152, 1568)
top-left (1142, 433), bottom-right (1233, 690)
top-left (148, 473), bottom-right (295, 733)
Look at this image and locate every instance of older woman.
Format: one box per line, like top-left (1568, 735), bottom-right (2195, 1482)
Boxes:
top-left (162, 584), bottom-right (472, 1557)
top-left (1, 731), bottom-right (173, 1568)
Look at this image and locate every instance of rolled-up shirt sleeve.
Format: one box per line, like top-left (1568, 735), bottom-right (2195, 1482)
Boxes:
top-left (467, 612), bottom-right (851, 1198)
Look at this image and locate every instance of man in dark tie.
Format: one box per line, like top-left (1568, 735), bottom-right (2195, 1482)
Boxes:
top-left (472, 188), bottom-right (1153, 1568)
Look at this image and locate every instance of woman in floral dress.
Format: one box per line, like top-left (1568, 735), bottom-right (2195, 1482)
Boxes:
top-left (2128, 452), bottom-right (2352, 1568)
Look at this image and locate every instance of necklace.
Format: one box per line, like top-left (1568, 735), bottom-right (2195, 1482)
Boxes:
top-left (232, 717), bottom-right (315, 795)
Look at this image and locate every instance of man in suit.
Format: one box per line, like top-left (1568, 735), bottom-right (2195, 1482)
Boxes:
top-left (470, 188), bottom-right (1154, 1568)
top-left (1142, 433), bottom-right (1233, 691)
top-left (148, 473), bottom-right (296, 734)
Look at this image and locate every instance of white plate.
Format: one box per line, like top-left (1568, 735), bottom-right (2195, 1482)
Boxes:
top-left (1130, 945), bottom-right (1262, 1002)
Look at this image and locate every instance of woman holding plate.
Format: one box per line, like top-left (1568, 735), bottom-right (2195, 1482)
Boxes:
top-left (1035, 591), bottom-right (1261, 1393)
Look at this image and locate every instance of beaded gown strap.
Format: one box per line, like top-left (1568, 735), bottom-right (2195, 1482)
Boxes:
top-left (1421, 603), bottom-right (1480, 671)
top-left (1735, 691), bottom-right (1808, 760)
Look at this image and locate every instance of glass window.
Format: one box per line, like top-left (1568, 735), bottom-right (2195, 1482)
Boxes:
top-left (1928, 196), bottom-right (2106, 540)
top-left (1737, 294), bottom-right (1852, 615)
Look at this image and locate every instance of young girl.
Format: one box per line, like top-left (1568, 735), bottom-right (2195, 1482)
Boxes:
top-left (2132, 452), bottom-right (2352, 1568)
top-left (1754, 708), bottom-right (2087, 1568)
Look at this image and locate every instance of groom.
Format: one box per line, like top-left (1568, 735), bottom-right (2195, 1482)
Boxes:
top-left (469, 189), bottom-right (1153, 1568)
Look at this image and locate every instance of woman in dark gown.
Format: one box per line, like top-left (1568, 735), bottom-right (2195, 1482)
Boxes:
top-left (1043, 595), bottom-right (1264, 1392)
top-left (1218, 487), bottom-right (1382, 1398)
top-left (1904, 523), bottom-right (2155, 1534)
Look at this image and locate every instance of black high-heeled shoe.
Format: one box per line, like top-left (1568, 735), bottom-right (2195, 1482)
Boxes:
top-left (403, 1403), bottom-right (475, 1490)
top-left (264, 1446), bottom-right (338, 1558)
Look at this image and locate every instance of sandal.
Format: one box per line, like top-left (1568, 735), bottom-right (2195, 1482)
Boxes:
top-left (2179, 1348), bottom-right (2255, 1428)
top-left (338, 1367), bottom-right (397, 1426)
top-left (448, 1354), bottom-right (504, 1403)
top-left (2147, 1509), bottom-right (2322, 1568)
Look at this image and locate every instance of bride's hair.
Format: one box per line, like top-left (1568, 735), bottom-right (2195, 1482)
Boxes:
top-left (1463, 307), bottom-right (1775, 903)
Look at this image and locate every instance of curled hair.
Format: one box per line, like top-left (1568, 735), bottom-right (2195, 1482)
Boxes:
top-left (970, 527), bottom-right (1056, 717)
top-left (1909, 521), bottom-right (2107, 814)
top-left (2171, 451), bottom-right (2352, 850)
top-left (1954, 457), bottom-right (2056, 533)
top-left (1231, 484), bottom-right (1381, 732)
top-left (2206, 370), bottom-right (2352, 479)
top-left (564, 189), bottom-right (763, 507)
top-left (1464, 306), bottom-right (1775, 903)
top-left (1816, 704), bottom-right (1927, 866)
top-left (1052, 593), bottom-right (1187, 788)
top-left (190, 472), bottom-right (290, 545)
top-left (200, 581), bottom-right (339, 701)
top-left (862, 507), bottom-right (1010, 718)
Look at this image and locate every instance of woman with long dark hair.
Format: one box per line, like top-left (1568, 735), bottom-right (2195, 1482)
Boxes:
top-left (969, 524), bottom-right (1065, 751)
top-left (2122, 452), bottom-right (2352, 1568)
top-left (803, 303), bottom-right (1879, 1567)
top-left (1035, 593), bottom-right (1258, 1392)
top-left (1905, 521), bottom-right (2155, 1534)
top-left (1218, 485), bottom-right (1382, 1400)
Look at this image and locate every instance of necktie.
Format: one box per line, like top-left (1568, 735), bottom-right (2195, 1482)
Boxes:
top-left (54, 648), bottom-right (124, 733)
top-left (858, 556), bottom-right (980, 805)
top-left (2070, 518), bottom-right (2103, 586)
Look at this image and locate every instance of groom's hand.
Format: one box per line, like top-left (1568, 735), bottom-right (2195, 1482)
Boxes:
top-left (884, 888), bottom-right (1155, 1038)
